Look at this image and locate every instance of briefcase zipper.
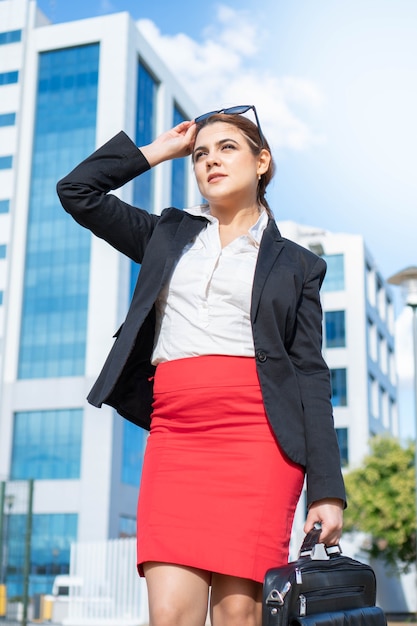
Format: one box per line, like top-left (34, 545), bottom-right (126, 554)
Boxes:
top-left (298, 585), bottom-right (365, 616)
top-left (299, 594), bottom-right (307, 616)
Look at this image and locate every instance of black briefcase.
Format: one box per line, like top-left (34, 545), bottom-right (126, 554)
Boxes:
top-left (263, 526), bottom-right (386, 626)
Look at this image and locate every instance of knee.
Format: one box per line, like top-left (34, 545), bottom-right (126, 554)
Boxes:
top-left (149, 600), bottom-right (208, 626)
top-left (149, 602), bottom-right (177, 626)
top-left (213, 598), bottom-right (260, 626)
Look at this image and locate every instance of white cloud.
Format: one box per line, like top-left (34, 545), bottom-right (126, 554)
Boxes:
top-left (137, 6), bottom-right (324, 152)
top-left (99, 0), bottom-right (116, 14)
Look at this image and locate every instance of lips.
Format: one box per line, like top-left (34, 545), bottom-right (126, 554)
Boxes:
top-left (207, 173), bottom-right (226, 183)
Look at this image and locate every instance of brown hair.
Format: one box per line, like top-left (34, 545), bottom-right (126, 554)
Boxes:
top-left (194, 113), bottom-right (276, 218)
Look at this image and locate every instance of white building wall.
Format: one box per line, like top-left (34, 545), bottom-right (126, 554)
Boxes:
top-left (0, 0), bottom-right (199, 549)
top-left (277, 221), bottom-right (397, 472)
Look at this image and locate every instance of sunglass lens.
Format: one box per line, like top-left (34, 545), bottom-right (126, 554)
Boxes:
top-left (225, 105), bottom-right (251, 115)
top-left (194, 110), bottom-right (218, 123)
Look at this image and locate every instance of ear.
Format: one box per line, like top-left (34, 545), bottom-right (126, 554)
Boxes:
top-left (257, 149), bottom-right (271, 177)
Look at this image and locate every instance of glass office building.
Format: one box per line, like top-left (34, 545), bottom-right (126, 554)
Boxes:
top-left (277, 221), bottom-right (398, 474)
top-left (0, 0), bottom-right (198, 596)
top-left (0, 0), bottom-right (399, 601)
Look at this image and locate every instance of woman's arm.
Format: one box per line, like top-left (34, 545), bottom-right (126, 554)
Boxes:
top-left (57, 131), bottom-right (157, 262)
top-left (57, 122), bottom-right (197, 262)
top-left (287, 256), bottom-right (346, 536)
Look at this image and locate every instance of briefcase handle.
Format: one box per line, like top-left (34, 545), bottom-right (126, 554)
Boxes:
top-left (298, 523), bottom-right (342, 560)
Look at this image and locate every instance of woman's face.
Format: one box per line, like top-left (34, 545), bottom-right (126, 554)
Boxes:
top-left (193, 121), bottom-right (267, 208)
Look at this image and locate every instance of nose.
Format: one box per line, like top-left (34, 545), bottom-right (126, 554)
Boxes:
top-left (205, 152), bottom-right (220, 168)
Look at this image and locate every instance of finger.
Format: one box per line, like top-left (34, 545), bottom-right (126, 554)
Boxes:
top-left (174, 120), bottom-right (194, 134)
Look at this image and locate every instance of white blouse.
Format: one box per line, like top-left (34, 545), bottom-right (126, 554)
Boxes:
top-left (151, 206), bottom-right (268, 365)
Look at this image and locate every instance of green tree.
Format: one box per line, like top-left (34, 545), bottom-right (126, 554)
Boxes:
top-left (343, 436), bottom-right (416, 573)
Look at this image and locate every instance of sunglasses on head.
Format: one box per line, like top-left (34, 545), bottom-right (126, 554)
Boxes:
top-left (194, 105), bottom-right (265, 145)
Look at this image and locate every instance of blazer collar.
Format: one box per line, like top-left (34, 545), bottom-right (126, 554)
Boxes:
top-left (251, 218), bottom-right (285, 321)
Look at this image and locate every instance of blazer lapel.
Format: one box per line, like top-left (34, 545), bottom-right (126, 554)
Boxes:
top-left (127, 212), bottom-right (208, 323)
top-left (251, 219), bottom-right (285, 321)
top-left (161, 214), bottom-right (208, 286)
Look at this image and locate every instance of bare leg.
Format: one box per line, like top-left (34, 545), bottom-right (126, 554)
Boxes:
top-left (143, 562), bottom-right (211, 626)
top-left (210, 573), bottom-right (262, 626)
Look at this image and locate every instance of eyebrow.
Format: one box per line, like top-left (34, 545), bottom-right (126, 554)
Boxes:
top-left (193, 137), bottom-right (239, 157)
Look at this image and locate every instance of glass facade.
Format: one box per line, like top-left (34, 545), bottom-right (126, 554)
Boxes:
top-left (321, 254), bottom-right (345, 291)
top-left (121, 420), bottom-right (145, 486)
top-left (325, 310), bottom-right (346, 348)
top-left (330, 368), bottom-right (347, 407)
top-left (0, 71), bottom-right (19, 85)
top-left (119, 515), bottom-right (136, 538)
top-left (11, 409), bottom-right (83, 479)
top-left (0, 199), bottom-right (10, 213)
top-left (171, 104), bottom-right (187, 208)
top-left (130, 60), bottom-right (158, 296)
top-left (134, 60), bottom-right (157, 213)
top-left (7, 513), bottom-right (77, 597)
top-left (0, 112), bottom-right (16, 126)
top-left (335, 427), bottom-right (348, 467)
top-left (0, 29), bottom-right (22, 44)
top-left (0, 155), bottom-right (13, 169)
top-left (18, 44), bottom-right (99, 378)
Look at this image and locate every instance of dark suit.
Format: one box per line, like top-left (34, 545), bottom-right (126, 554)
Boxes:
top-left (57, 131), bottom-right (345, 507)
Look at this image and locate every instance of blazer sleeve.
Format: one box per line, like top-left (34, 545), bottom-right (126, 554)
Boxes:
top-left (287, 256), bottom-right (346, 506)
top-left (56, 131), bottom-right (160, 263)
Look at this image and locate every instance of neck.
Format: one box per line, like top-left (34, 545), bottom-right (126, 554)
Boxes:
top-left (208, 202), bottom-right (260, 227)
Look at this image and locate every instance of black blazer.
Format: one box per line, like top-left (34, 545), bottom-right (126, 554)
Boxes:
top-left (57, 131), bottom-right (346, 507)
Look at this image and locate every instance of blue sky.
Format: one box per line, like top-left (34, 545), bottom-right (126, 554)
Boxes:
top-left (37, 0), bottom-right (417, 438)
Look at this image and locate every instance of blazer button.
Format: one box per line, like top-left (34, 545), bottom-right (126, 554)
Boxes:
top-left (256, 350), bottom-right (267, 363)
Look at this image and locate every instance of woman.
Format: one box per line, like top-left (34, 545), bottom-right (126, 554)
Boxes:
top-left (57, 105), bottom-right (345, 626)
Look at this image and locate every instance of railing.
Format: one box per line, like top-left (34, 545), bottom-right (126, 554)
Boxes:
top-left (65, 538), bottom-right (148, 626)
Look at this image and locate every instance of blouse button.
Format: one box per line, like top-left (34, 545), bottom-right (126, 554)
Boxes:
top-left (256, 350), bottom-right (267, 363)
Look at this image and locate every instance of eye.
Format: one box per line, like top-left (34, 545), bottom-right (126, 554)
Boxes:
top-left (221, 143), bottom-right (236, 151)
top-left (194, 150), bottom-right (206, 161)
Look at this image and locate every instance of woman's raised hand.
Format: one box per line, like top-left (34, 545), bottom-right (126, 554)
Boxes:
top-left (141, 120), bottom-right (197, 167)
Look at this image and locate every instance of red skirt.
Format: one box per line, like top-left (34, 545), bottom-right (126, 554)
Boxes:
top-left (136, 355), bottom-right (304, 583)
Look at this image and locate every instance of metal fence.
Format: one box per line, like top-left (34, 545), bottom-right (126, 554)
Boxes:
top-left (65, 538), bottom-right (148, 626)
top-left (0, 480), bottom-right (33, 626)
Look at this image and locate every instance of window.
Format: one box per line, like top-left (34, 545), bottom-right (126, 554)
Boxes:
top-left (0, 244), bottom-right (6, 259)
top-left (378, 332), bottom-right (388, 374)
top-left (369, 374), bottom-right (379, 418)
top-left (376, 275), bottom-right (386, 320)
top-left (134, 60), bottom-right (158, 212)
top-left (366, 263), bottom-right (376, 306)
top-left (335, 427), bottom-right (348, 467)
top-left (6, 513), bottom-right (77, 597)
top-left (321, 254), bottom-right (345, 291)
top-left (367, 318), bottom-right (377, 361)
top-left (0, 155), bottom-right (13, 169)
top-left (388, 346), bottom-right (396, 385)
top-left (0, 290), bottom-right (3, 305)
top-left (0, 199), bottom-right (10, 213)
top-left (171, 104), bottom-right (187, 208)
top-left (119, 515), bottom-right (136, 538)
top-left (0, 29), bottom-right (22, 44)
top-left (18, 44), bottom-right (99, 379)
top-left (11, 408), bottom-right (83, 479)
top-left (0, 71), bottom-right (19, 85)
top-left (0, 112), bottom-right (16, 126)
top-left (381, 387), bottom-right (389, 428)
top-left (330, 368), bottom-right (347, 406)
top-left (325, 310), bottom-right (346, 348)
top-left (122, 420), bottom-right (146, 486)
top-left (130, 60), bottom-right (158, 296)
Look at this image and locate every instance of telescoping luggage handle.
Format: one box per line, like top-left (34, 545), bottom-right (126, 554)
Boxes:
top-left (298, 523), bottom-right (342, 560)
